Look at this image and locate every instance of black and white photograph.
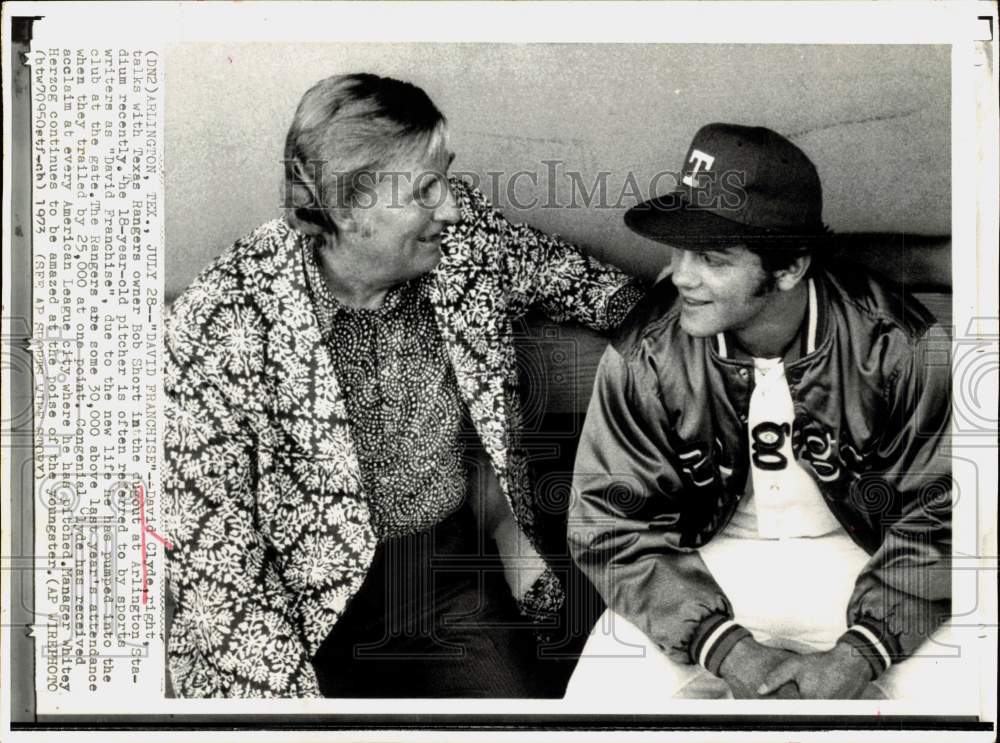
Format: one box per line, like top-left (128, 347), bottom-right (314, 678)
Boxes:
top-left (2, 2), bottom-right (997, 740)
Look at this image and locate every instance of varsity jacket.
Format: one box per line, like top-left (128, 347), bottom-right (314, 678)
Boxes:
top-left (570, 266), bottom-right (952, 680)
top-left (164, 179), bottom-right (641, 697)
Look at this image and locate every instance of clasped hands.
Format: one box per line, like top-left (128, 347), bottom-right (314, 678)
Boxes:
top-left (717, 635), bottom-right (874, 699)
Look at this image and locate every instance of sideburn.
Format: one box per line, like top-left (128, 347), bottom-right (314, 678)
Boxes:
top-left (751, 271), bottom-right (778, 297)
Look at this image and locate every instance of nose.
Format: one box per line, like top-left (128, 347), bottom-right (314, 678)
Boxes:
top-left (670, 248), bottom-right (699, 290)
top-left (434, 182), bottom-right (461, 225)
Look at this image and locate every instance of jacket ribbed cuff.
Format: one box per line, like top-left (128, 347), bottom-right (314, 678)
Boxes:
top-left (839, 619), bottom-right (894, 680)
top-left (689, 614), bottom-right (752, 677)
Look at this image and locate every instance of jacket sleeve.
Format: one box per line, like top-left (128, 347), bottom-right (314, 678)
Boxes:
top-left (840, 326), bottom-right (952, 679)
top-left (569, 345), bottom-right (746, 672)
top-left (164, 340), bottom-right (321, 698)
top-left (453, 179), bottom-right (644, 330)
top-left (500, 220), bottom-right (645, 330)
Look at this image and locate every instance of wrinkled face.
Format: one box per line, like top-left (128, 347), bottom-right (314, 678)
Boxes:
top-left (348, 145), bottom-right (459, 286)
top-left (670, 244), bottom-right (774, 337)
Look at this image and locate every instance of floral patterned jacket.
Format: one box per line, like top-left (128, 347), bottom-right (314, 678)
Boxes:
top-left (164, 179), bottom-right (641, 697)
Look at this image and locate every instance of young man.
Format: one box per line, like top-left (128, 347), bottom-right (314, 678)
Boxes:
top-left (567, 124), bottom-right (956, 701)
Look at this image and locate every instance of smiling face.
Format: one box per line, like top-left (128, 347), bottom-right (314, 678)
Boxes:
top-left (669, 244), bottom-right (776, 338)
top-left (344, 144), bottom-right (459, 288)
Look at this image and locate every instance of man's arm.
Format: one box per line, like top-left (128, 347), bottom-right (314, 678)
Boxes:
top-left (843, 326), bottom-right (953, 674)
top-left (444, 178), bottom-right (642, 619)
top-left (569, 345), bottom-right (789, 690)
top-left (450, 178), bottom-right (645, 330)
top-left (760, 326), bottom-right (952, 699)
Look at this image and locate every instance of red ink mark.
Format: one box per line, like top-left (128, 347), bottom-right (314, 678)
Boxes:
top-left (137, 483), bottom-right (174, 605)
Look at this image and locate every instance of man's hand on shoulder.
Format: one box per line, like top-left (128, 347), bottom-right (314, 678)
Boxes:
top-left (717, 635), bottom-right (800, 699)
top-left (756, 641), bottom-right (874, 699)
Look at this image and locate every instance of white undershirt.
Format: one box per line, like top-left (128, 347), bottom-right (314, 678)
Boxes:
top-left (739, 356), bottom-right (842, 538)
top-left (721, 279), bottom-right (842, 539)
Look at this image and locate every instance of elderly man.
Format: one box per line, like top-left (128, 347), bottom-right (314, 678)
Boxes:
top-left (568, 124), bottom-right (959, 701)
top-left (165, 73), bottom-right (645, 698)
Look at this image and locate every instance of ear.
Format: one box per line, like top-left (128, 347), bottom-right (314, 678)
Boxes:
top-left (774, 254), bottom-right (811, 292)
top-left (329, 208), bottom-right (358, 236)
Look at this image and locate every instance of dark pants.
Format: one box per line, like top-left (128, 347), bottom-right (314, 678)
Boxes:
top-left (312, 501), bottom-right (542, 698)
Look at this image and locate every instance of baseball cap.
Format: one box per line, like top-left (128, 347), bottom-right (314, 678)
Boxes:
top-left (625, 123), bottom-right (825, 249)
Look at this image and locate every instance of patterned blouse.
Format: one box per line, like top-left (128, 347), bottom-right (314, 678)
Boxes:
top-left (303, 241), bottom-right (469, 540)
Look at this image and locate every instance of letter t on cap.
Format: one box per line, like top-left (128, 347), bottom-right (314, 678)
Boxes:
top-left (682, 149), bottom-right (715, 187)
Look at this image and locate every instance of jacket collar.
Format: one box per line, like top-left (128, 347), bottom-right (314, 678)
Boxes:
top-left (713, 277), bottom-right (826, 364)
top-left (427, 234), bottom-right (511, 482)
top-left (256, 221), bottom-right (365, 474)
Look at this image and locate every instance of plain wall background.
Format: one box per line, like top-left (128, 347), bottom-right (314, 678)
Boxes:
top-left (165, 43), bottom-right (950, 300)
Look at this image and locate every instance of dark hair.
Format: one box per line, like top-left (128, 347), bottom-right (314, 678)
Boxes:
top-left (283, 73), bottom-right (447, 236)
top-left (744, 225), bottom-right (832, 278)
top-left (748, 244), bottom-right (813, 275)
